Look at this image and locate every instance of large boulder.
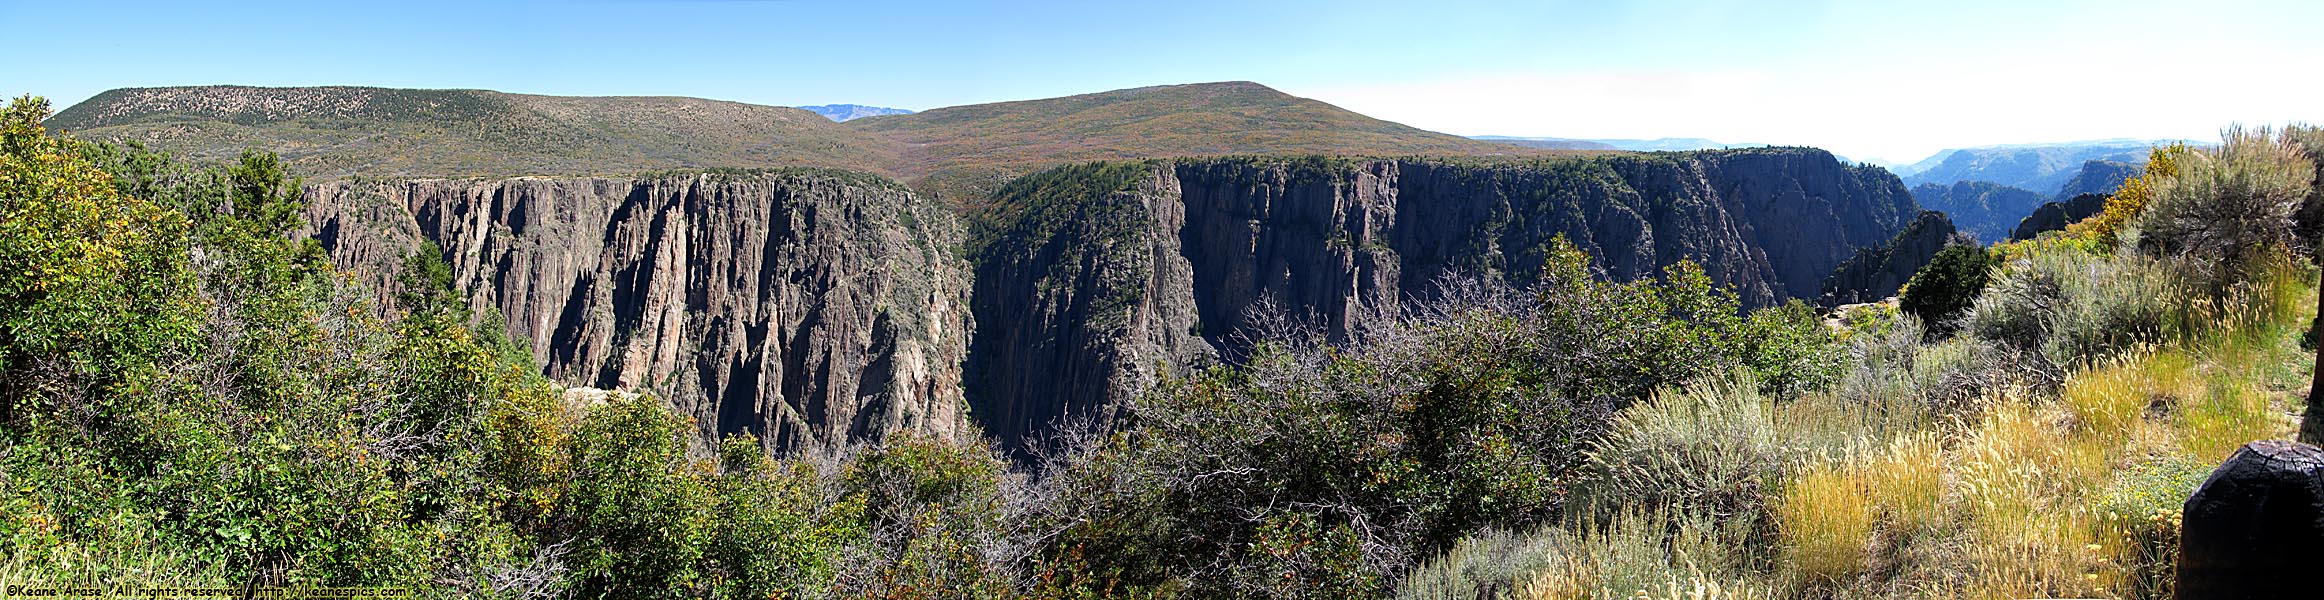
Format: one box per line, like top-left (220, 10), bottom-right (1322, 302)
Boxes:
top-left (2176, 440), bottom-right (2324, 599)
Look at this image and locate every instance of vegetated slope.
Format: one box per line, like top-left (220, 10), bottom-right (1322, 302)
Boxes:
top-left (1910, 180), bottom-right (2049, 243)
top-left (1476, 136), bottom-right (1759, 152)
top-left (301, 169), bottom-right (972, 453)
top-left (845, 82), bottom-right (1548, 183)
top-left (1819, 211), bottom-right (1971, 305)
top-left (1473, 137), bottom-right (1620, 150)
top-left (966, 148), bottom-right (1917, 448)
top-left (797, 103), bottom-right (915, 122)
top-left (1897, 141), bottom-right (2155, 192)
top-left (2052, 159), bottom-right (2143, 199)
top-left (51, 83), bottom-right (1551, 198)
top-left (49, 86), bottom-right (897, 179)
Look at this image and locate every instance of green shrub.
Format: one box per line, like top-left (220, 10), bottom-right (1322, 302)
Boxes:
top-left (1738, 301), bottom-right (1845, 399)
top-left (1898, 244), bottom-right (1994, 334)
top-left (0, 95), bottom-right (202, 424)
top-left (560, 395), bottom-right (716, 599)
top-left (2134, 125), bottom-right (2315, 289)
top-left (707, 434), bottom-right (863, 600)
top-left (838, 433), bottom-right (1018, 599)
top-left (1016, 238), bottom-right (1836, 599)
top-left (1394, 528), bottom-right (1572, 600)
top-left (2094, 455), bottom-right (2210, 600)
top-left (1967, 250), bottom-right (2181, 373)
top-left (1577, 372), bottom-right (1787, 532)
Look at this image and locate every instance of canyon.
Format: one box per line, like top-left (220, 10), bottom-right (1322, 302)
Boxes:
top-left (294, 150), bottom-right (1918, 452)
top-left (65, 82), bottom-right (1932, 452)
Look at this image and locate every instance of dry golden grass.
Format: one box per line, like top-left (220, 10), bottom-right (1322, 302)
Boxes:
top-left (2, 540), bottom-right (227, 599)
top-left (1864, 434), bottom-right (1948, 536)
top-left (2062, 348), bottom-right (2192, 438)
top-left (1774, 458), bottom-right (1875, 586)
top-left (2173, 376), bottom-right (2283, 462)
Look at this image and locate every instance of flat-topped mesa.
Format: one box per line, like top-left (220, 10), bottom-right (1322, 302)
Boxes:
top-left (967, 149), bottom-right (1917, 449)
top-left (302, 169), bottom-right (973, 452)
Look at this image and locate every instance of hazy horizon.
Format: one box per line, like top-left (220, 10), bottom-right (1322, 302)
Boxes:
top-left (10, 0), bottom-right (2317, 164)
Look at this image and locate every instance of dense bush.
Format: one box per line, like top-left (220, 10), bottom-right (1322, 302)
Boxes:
top-left (2070, 143), bottom-right (2191, 250)
top-left (1, 94), bottom-right (466, 585)
top-left (1897, 244), bottom-right (1993, 334)
top-left (1576, 373), bottom-right (1786, 527)
top-left (2134, 126), bottom-right (2316, 289)
top-left (1966, 249), bottom-right (2182, 374)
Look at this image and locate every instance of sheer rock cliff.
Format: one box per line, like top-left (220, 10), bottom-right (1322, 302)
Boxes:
top-left (302, 171), bottom-right (972, 452)
top-left (966, 150), bottom-right (1918, 447)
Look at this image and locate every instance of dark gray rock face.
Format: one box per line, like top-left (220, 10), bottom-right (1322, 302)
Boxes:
top-left (967, 150), bottom-right (1918, 448)
top-left (1820, 211), bottom-right (1970, 305)
top-left (1910, 181), bottom-right (2049, 243)
top-left (2177, 440), bottom-right (2324, 599)
top-left (295, 150), bottom-right (1919, 453)
top-left (2009, 193), bottom-right (2111, 241)
top-left (962, 164), bottom-right (1217, 451)
top-left (302, 171), bottom-right (973, 452)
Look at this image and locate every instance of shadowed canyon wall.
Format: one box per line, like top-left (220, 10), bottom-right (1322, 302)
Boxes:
top-left (294, 149), bottom-right (1914, 453)
top-left (967, 149), bottom-right (1918, 448)
top-left (302, 171), bottom-right (972, 452)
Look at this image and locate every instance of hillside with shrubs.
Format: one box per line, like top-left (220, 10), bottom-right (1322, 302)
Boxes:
top-left (4, 88), bottom-right (2322, 600)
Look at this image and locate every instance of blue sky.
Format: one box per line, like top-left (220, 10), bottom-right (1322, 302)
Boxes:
top-left (6, 0), bottom-right (2319, 163)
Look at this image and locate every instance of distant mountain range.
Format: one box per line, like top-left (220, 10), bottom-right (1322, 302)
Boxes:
top-left (1909, 181), bottom-right (2051, 243)
top-left (1908, 159), bottom-right (2144, 243)
top-left (1893, 140), bottom-right (2173, 194)
top-left (797, 104), bottom-right (914, 122)
top-left (1473, 136), bottom-right (1762, 152)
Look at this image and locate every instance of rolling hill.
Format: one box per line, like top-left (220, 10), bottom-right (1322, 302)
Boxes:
top-left (47, 86), bottom-right (895, 179)
top-left (50, 82), bottom-right (1549, 193)
top-left (844, 82), bottom-right (1543, 176)
top-left (1474, 136), bottom-right (1762, 152)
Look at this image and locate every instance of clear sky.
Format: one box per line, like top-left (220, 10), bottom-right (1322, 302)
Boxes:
top-left (5, 0), bottom-right (2318, 164)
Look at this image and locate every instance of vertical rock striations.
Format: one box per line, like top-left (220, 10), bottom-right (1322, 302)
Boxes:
top-left (295, 149), bottom-right (1918, 453)
top-left (1820, 211), bottom-right (1973, 305)
top-left (302, 171), bottom-right (973, 452)
top-left (967, 149), bottom-right (1917, 448)
top-left (962, 163), bottom-right (1217, 450)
